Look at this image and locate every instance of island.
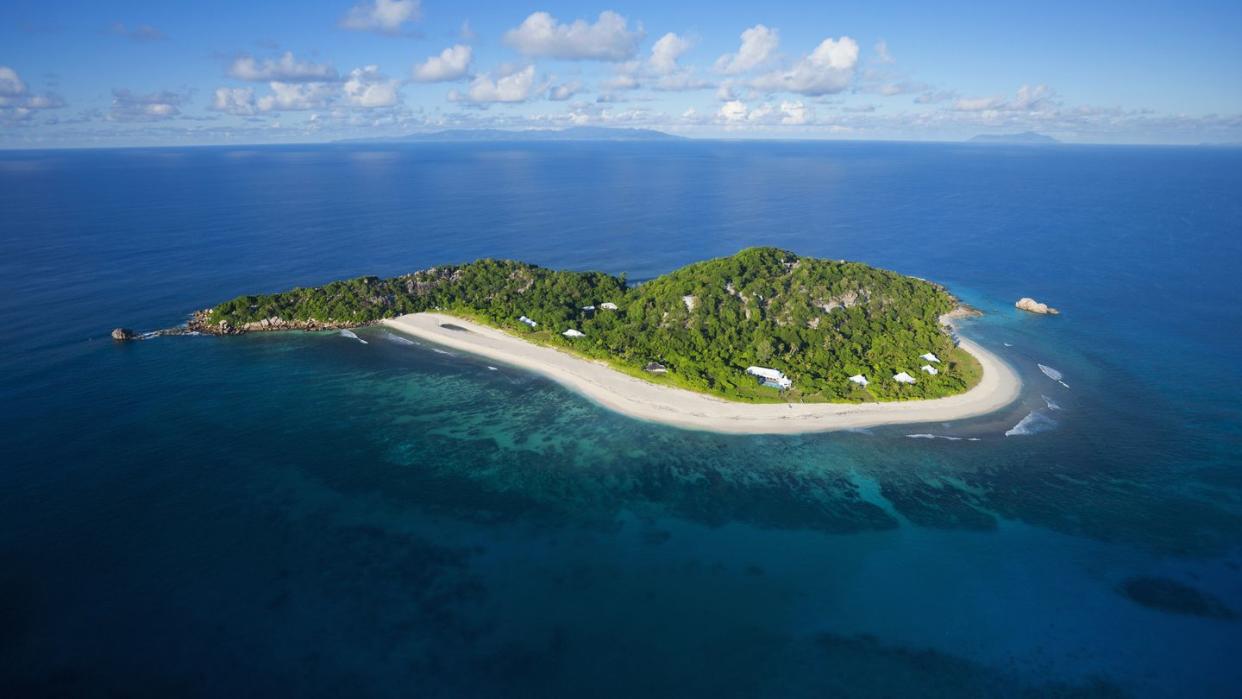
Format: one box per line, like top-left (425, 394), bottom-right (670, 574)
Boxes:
top-left (968, 131), bottom-right (1060, 145)
top-left (187, 248), bottom-right (1020, 433)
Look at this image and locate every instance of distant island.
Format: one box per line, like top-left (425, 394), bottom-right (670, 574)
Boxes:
top-left (968, 131), bottom-right (1060, 145)
top-left (338, 126), bottom-right (682, 144)
top-left (187, 248), bottom-right (1020, 418)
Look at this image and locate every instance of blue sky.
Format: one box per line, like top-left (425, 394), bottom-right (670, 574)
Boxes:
top-left (2, 0), bottom-right (1240, 146)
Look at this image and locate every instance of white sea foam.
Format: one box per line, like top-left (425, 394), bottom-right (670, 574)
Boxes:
top-left (1004, 342), bottom-right (1013, 347)
top-left (432, 348), bottom-right (452, 355)
top-left (905, 433), bottom-right (965, 441)
top-left (339, 329), bottom-right (367, 344)
top-left (381, 332), bottom-right (416, 346)
top-left (1038, 363), bottom-right (1069, 388)
top-left (1042, 394), bottom-right (1062, 410)
top-left (487, 366), bottom-right (499, 371)
top-left (1004, 410), bottom-right (1057, 437)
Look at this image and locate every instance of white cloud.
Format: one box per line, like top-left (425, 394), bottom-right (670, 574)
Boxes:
top-left (750, 36), bottom-right (859, 96)
top-left (504, 11), bottom-right (643, 62)
top-left (341, 0), bottom-right (420, 34)
top-left (343, 65), bottom-right (400, 107)
top-left (715, 25), bottom-right (779, 74)
top-left (873, 40), bottom-right (894, 64)
top-left (210, 87), bottom-right (258, 115)
top-left (230, 52), bottom-right (338, 83)
top-left (257, 82), bottom-right (338, 111)
top-left (108, 88), bottom-right (183, 121)
top-left (450, 65), bottom-right (541, 104)
top-left (717, 99), bottom-right (812, 126)
top-left (649, 33), bottom-right (692, 75)
top-left (0, 66), bottom-right (27, 98)
top-left (0, 66), bottom-right (65, 124)
top-left (412, 45), bottom-right (472, 82)
top-left (548, 81), bottom-right (582, 101)
top-left (954, 84), bottom-right (1056, 112)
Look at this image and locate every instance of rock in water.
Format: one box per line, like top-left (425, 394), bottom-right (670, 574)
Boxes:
top-left (1015, 297), bottom-right (1059, 315)
top-left (111, 328), bottom-right (135, 341)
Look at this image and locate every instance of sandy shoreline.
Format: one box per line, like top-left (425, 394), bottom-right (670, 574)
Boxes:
top-left (382, 312), bottom-right (1021, 435)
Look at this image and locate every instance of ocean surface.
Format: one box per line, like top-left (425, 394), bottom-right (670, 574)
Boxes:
top-left (2, 141), bottom-right (1240, 697)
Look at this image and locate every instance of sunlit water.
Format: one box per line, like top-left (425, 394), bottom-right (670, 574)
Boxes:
top-left (2, 142), bottom-right (1240, 697)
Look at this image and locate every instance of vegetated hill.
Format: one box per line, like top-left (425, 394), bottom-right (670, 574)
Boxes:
top-left (201, 248), bottom-right (975, 402)
top-left (968, 131), bottom-right (1060, 145)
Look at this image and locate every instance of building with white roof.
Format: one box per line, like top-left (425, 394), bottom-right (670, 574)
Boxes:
top-left (746, 366), bottom-right (793, 389)
top-left (562, 329), bottom-right (585, 338)
top-left (920, 352), bottom-right (941, 363)
top-left (893, 372), bottom-right (917, 384)
top-left (921, 365), bottom-right (939, 375)
top-left (848, 374), bottom-right (869, 387)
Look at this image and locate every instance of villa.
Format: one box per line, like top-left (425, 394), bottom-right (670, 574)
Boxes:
top-left (921, 365), bottom-right (939, 375)
top-left (920, 352), bottom-right (941, 363)
top-left (746, 366), bottom-right (793, 390)
top-left (849, 374), bottom-right (869, 387)
top-left (562, 329), bottom-right (585, 338)
top-left (518, 315), bottom-right (538, 327)
top-left (600, 302), bottom-right (619, 310)
top-left (893, 372), bottom-right (917, 384)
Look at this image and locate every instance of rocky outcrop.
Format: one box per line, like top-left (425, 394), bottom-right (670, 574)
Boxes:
top-left (184, 309), bottom-right (373, 336)
top-left (1015, 297), bottom-right (1059, 315)
top-left (111, 328), bottom-right (135, 341)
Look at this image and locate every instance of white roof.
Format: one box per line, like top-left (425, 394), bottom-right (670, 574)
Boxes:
top-left (848, 374), bottom-right (869, 386)
top-left (582, 305), bottom-right (595, 311)
top-left (893, 372), bottom-right (917, 384)
top-left (518, 315), bottom-right (537, 327)
top-left (921, 352), bottom-right (941, 363)
top-left (600, 302), bottom-right (618, 310)
top-left (921, 364), bottom-right (939, 375)
top-left (562, 329), bottom-right (585, 337)
top-left (746, 366), bottom-right (787, 381)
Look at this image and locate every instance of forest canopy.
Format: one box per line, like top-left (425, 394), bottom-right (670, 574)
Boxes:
top-left (204, 248), bottom-right (978, 402)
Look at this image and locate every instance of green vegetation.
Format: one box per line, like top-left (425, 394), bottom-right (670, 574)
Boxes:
top-left (206, 248), bottom-right (978, 402)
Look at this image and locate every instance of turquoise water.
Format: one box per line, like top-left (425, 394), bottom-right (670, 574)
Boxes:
top-left (1, 142), bottom-right (1240, 696)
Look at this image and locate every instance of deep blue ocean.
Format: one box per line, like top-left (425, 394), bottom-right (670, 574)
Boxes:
top-left (1, 141), bottom-right (1240, 697)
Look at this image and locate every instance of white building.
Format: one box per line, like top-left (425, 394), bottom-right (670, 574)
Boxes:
top-left (893, 371), bottom-right (917, 384)
top-left (746, 366), bottom-right (793, 389)
top-left (562, 329), bottom-right (585, 338)
top-left (921, 364), bottom-right (939, 375)
top-left (600, 302), bottom-right (619, 310)
top-left (849, 374), bottom-right (869, 387)
top-left (920, 352), bottom-right (941, 363)
top-left (518, 315), bottom-right (538, 327)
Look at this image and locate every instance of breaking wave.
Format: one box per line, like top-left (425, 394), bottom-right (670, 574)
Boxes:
top-left (1038, 363), bottom-right (1069, 388)
top-left (1042, 394), bottom-right (1062, 410)
top-left (381, 332), bottom-right (416, 346)
top-left (1005, 410), bottom-right (1057, 437)
top-left (905, 433), bottom-right (982, 442)
top-left (339, 329), bottom-right (367, 344)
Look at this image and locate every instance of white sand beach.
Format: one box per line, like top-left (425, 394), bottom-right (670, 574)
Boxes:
top-left (383, 312), bottom-right (1021, 434)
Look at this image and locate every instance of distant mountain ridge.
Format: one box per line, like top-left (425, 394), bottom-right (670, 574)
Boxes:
top-left (339, 126), bottom-right (683, 144)
top-left (968, 131), bottom-right (1060, 145)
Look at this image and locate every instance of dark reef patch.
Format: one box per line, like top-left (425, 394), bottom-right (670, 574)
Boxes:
top-left (1118, 576), bottom-right (1236, 620)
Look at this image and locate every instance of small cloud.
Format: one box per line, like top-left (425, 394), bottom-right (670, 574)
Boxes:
top-left (340, 0), bottom-right (421, 35)
top-left (256, 82), bottom-right (338, 112)
top-left (459, 20), bottom-right (476, 41)
top-left (209, 87), bottom-right (258, 116)
top-left (873, 40), bottom-right (894, 64)
top-left (750, 36), bottom-right (859, 96)
top-left (548, 81), bottom-right (582, 101)
top-left (108, 22), bottom-right (167, 42)
top-left (343, 66), bottom-right (400, 107)
top-left (715, 25), bottom-right (779, 75)
top-left (108, 88), bottom-right (184, 122)
top-left (412, 45), bottom-right (472, 83)
top-left (0, 66), bottom-right (66, 125)
top-left (504, 11), bottom-right (643, 62)
top-left (229, 52), bottom-right (338, 83)
top-left (450, 65), bottom-right (542, 104)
